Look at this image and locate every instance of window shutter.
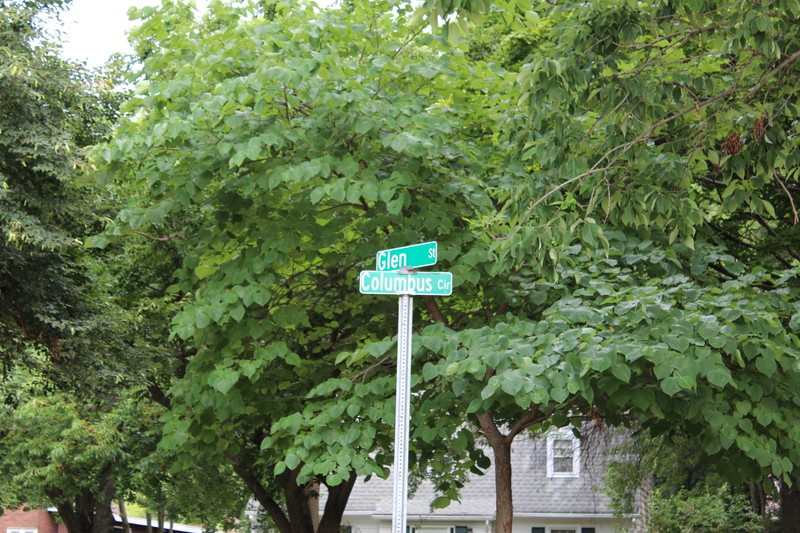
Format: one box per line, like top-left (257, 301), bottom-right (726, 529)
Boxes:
top-left (531, 528), bottom-right (545, 533)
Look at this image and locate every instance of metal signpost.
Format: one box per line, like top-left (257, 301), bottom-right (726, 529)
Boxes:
top-left (359, 242), bottom-right (452, 533)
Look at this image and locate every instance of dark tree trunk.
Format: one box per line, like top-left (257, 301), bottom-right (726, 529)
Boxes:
top-left (231, 456), bottom-right (294, 533)
top-left (476, 403), bottom-right (548, 533)
top-left (52, 465), bottom-right (116, 533)
top-left (231, 452), bottom-right (355, 533)
top-left (749, 482), bottom-right (767, 517)
top-left (157, 506), bottom-right (165, 533)
top-left (283, 468), bottom-right (315, 533)
top-left (478, 413), bottom-right (513, 533)
top-left (146, 512), bottom-right (153, 533)
top-left (91, 471), bottom-right (116, 533)
top-left (781, 475), bottom-right (800, 533)
top-left (316, 474), bottom-right (357, 533)
top-left (56, 496), bottom-right (94, 533)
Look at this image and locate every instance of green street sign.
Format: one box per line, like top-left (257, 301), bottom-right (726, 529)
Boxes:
top-left (359, 270), bottom-right (453, 296)
top-left (376, 241), bottom-right (437, 271)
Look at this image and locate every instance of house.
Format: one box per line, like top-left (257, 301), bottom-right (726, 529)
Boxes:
top-left (0, 507), bottom-right (207, 533)
top-left (333, 426), bottom-right (644, 533)
top-left (0, 508), bottom-right (66, 533)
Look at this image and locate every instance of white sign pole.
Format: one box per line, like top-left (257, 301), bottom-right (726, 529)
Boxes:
top-left (391, 293), bottom-right (413, 533)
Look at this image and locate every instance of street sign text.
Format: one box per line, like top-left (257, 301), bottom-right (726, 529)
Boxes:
top-left (359, 271), bottom-right (453, 296)
top-left (376, 241), bottom-right (437, 271)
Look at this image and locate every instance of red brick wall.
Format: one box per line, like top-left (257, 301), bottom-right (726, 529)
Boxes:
top-left (0, 508), bottom-right (66, 533)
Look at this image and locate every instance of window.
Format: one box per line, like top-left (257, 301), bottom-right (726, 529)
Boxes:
top-left (551, 530), bottom-right (576, 533)
top-left (8, 529), bottom-right (38, 533)
top-left (546, 428), bottom-right (580, 478)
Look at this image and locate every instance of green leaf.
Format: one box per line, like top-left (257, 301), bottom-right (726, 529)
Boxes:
top-left (697, 322), bottom-right (718, 340)
top-left (708, 335), bottom-right (727, 349)
top-left (500, 371), bottom-right (524, 395)
top-left (431, 496), bottom-right (451, 509)
top-left (706, 367), bottom-right (732, 388)
top-left (755, 355), bottom-right (777, 377)
top-left (611, 363), bottom-right (631, 383)
top-left (660, 377), bottom-right (681, 397)
top-left (209, 368), bottom-right (239, 394)
top-left (665, 334), bottom-right (690, 353)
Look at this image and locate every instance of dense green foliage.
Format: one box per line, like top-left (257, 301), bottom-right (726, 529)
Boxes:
top-left (2, 0), bottom-right (797, 531)
top-left (0, 1), bottom-right (243, 530)
top-left (94, 2), bottom-right (507, 530)
top-left (649, 484), bottom-right (763, 533)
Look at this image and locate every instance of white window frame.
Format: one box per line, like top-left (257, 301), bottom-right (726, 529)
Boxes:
top-left (7, 528), bottom-right (38, 533)
top-left (546, 428), bottom-right (580, 478)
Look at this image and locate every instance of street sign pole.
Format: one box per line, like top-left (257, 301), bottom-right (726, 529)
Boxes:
top-left (391, 293), bottom-right (413, 533)
top-left (359, 242), bottom-right (451, 533)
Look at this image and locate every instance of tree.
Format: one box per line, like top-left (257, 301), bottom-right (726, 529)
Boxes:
top-left (405, 2), bottom-right (800, 531)
top-left (0, 0), bottom-right (125, 365)
top-left (94, 1), bottom-right (503, 532)
top-left (0, 2), bottom-right (215, 530)
top-left (0, 344), bottom-right (163, 533)
top-left (96, 3), bottom-right (800, 533)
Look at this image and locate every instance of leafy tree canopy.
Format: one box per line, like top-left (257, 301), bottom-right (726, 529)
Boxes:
top-left (94, 0), bottom-right (800, 531)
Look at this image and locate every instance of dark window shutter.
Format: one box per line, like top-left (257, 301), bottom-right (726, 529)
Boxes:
top-left (532, 528), bottom-right (545, 533)
top-left (581, 528), bottom-right (596, 533)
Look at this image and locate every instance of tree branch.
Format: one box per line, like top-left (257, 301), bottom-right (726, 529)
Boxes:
top-left (423, 295), bottom-right (448, 326)
top-left (774, 172), bottom-right (799, 225)
top-left (229, 455), bottom-right (293, 533)
top-left (507, 405), bottom-right (549, 441)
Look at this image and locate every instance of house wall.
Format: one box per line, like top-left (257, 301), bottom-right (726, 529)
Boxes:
top-left (340, 516), bottom-right (624, 533)
top-left (514, 516), bottom-right (624, 533)
top-left (325, 427), bottom-right (636, 533)
top-left (0, 509), bottom-right (67, 533)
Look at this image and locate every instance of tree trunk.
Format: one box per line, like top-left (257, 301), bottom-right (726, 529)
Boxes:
top-left (231, 456), bottom-right (294, 533)
top-left (307, 482), bottom-right (320, 532)
top-left (119, 500), bottom-right (132, 533)
top-left (231, 452), bottom-right (355, 533)
top-left (749, 482), bottom-right (768, 517)
top-left (157, 506), bottom-right (165, 533)
top-left (146, 512), bottom-right (153, 533)
top-left (56, 495), bottom-right (94, 533)
top-left (283, 468), bottom-right (315, 533)
top-left (478, 412), bottom-right (514, 533)
top-left (91, 470), bottom-right (116, 533)
top-left (52, 465), bottom-right (116, 533)
top-left (316, 474), bottom-right (357, 533)
top-left (781, 475), bottom-right (800, 533)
